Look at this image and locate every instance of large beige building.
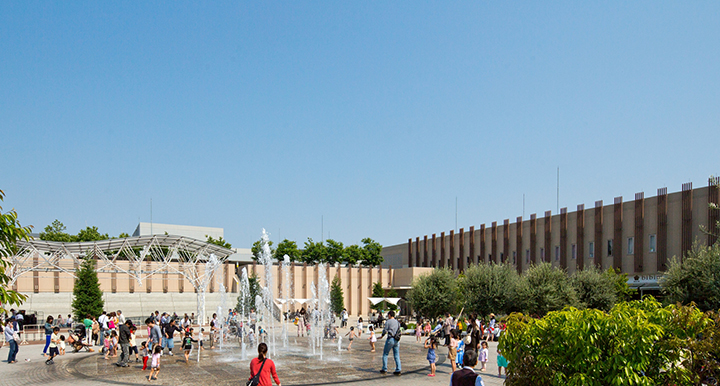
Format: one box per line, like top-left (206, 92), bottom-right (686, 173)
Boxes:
top-left (380, 179), bottom-right (719, 294)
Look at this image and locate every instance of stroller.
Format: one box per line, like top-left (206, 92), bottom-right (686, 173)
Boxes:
top-left (67, 324), bottom-right (94, 352)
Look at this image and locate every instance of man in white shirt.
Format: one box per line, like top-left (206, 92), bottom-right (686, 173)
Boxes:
top-left (97, 311), bottom-right (108, 346)
top-left (117, 310), bottom-right (126, 325)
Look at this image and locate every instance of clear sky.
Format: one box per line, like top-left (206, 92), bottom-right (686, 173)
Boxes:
top-left (1, 1), bottom-right (718, 249)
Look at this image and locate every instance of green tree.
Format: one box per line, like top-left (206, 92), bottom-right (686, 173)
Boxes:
top-left (301, 238), bottom-right (326, 264)
top-left (330, 276), bottom-right (344, 315)
top-left (274, 239), bottom-right (300, 262)
top-left (75, 226), bottom-right (109, 242)
top-left (384, 287), bottom-right (399, 311)
top-left (371, 281), bottom-right (386, 311)
top-left (408, 268), bottom-right (458, 320)
top-left (206, 235), bottom-right (232, 249)
top-left (118, 232), bottom-right (130, 238)
top-left (325, 239), bottom-right (344, 264)
top-left (570, 267), bottom-right (618, 311)
top-left (251, 238), bottom-right (274, 262)
top-left (360, 238), bottom-right (383, 266)
top-left (236, 271), bottom-right (262, 312)
top-left (342, 244), bottom-right (364, 266)
top-left (661, 242), bottom-right (720, 311)
top-left (0, 190), bottom-right (32, 313)
top-left (72, 255), bottom-right (105, 320)
top-left (521, 263), bottom-right (578, 316)
top-left (39, 219), bottom-right (73, 242)
top-left (459, 263), bottom-right (521, 316)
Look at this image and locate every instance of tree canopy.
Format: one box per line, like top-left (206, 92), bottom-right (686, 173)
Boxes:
top-left (0, 190), bottom-right (31, 313)
top-left (40, 219), bottom-right (109, 242)
top-left (407, 268), bottom-right (458, 320)
top-left (661, 242), bottom-right (720, 311)
top-left (72, 255), bottom-right (104, 320)
top-left (206, 235), bottom-right (232, 249)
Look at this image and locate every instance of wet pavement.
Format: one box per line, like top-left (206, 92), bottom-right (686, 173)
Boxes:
top-left (0, 335), bottom-right (506, 386)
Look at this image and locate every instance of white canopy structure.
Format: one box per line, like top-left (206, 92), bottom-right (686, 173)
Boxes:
top-left (9, 235), bottom-right (234, 291)
top-left (368, 297), bottom-right (402, 305)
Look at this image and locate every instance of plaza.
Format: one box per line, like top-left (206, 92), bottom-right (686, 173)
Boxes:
top-left (0, 331), bottom-right (506, 386)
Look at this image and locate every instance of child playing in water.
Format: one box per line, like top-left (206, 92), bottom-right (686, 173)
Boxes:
top-left (198, 328), bottom-right (205, 351)
top-left (140, 341), bottom-right (149, 370)
top-left (148, 345), bottom-right (161, 381)
top-left (182, 330), bottom-right (198, 363)
top-left (368, 325), bottom-right (377, 352)
top-left (345, 326), bottom-right (357, 350)
top-left (103, 332), bottom-right (111, 359)
top-left (424, 334), bottom-right (438, 377)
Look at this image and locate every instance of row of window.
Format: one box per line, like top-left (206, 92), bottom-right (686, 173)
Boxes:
top-left (513, 234), bottom-right (658, 263)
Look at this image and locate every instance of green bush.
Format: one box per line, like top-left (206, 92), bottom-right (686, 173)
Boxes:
top-left (501, 297), bottom-right (719, 386)
top-left (407, 268), bottom-right (458, 320)
top-left (661, 242), bottom-right (720, 312)
top-left (459, 263), bottom-right (521, 316)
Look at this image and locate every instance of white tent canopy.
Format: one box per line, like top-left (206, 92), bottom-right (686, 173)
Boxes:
top-left (368, 297), bottom-right (402, 305)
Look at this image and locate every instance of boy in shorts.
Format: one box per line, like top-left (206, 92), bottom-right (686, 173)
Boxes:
top-left (46, 327), bottom-right (61, 365)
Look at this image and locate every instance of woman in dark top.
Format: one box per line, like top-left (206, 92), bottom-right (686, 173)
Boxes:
top-left (467, 315), bottom-right (481, 352)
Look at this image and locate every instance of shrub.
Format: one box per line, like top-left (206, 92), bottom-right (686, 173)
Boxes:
top-left (407, 268), bottom-right (458, 320)
top-left (459, 263), bottom-right (521, 316)
top-left (521, 263), bottom-right (578, 316)
top-left (661, 242), bottom-right (720, 312)
top-left (501, 297), bottom-right (719, 386)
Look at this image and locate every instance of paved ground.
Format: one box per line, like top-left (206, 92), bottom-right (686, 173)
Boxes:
top-left (0, 335), bottom-right (507, 386)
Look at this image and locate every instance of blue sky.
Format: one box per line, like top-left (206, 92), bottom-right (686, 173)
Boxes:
top-left (1, 1), bottom-right (718, 249)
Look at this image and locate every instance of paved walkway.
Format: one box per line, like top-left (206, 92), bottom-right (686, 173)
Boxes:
top-left (0, 336), bottom-right (506, 386)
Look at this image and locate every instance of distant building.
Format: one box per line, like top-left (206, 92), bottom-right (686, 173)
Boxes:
top-left (132, 222), bottom-right (223, 240)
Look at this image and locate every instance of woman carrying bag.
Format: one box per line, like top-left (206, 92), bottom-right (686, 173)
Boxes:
top-left (248, 343), bottom-right (281, 386)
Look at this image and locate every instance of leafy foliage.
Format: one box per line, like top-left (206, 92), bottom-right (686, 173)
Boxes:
top-left (206, 235), bottom-right (232, 249)
top-left (72, 256), bottom-right (105, 320)
top-left (571, 267), bottom-right (621, 311)
top-left (360, 238), bottom-right (383, 266)
top-left (237, 271), bottom-right (262, 312)
top-left (407, 268), bottom-right (458, 319)
top-left (301, 238), bottom-right (327, 264)
top-left (0, 190), bottom-right (31, 313)
top-left (274, 239), bottom-right (300, 262)
top-left (325, 239), bottom-right (344, 264)
top-left (501, 298), bottom-right (720, 386)
top-left (661, 242), bottom-right (720, 311)
top-left (369, 281), bottom-right (397, 311)
top-left (459, 263), bottom-right (522, 316)
top-left (521, 263), bottom-right (578, 316)
top-left (39, 220), bottom-right (109, 242)
top-left (342, 244), bottom-right (364, 265)
top-left (330, 276), bottom-right (344, 315)
top-left (251, 239), bottom-right (274, 262)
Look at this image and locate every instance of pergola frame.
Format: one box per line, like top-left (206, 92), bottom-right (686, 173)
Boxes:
top-left (7, 235), bottom-right (233, 291)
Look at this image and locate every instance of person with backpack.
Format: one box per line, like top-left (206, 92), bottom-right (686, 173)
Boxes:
top-left (449, 349), bottom-right (486, 386)
top-left (248, 342), bottom-right (281, 386)
top-left (379, 310), bottom-right (401, 376)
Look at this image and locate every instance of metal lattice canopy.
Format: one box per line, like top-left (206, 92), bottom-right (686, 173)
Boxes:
top-left (8, 235), bottom-right (233, 290)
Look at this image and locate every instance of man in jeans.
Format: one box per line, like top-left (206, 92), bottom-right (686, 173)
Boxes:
top-left (97, 311), bottom-right (108, 346)
top-left (115, 320), bottom-right (132, 367)
top-left (379, 310), bottom-right (401, 376)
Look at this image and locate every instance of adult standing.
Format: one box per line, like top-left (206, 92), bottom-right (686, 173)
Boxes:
top-left (163, 319), bottom-right (180, 356)
top-left (117, 310), bottom-right (126, 325)
top-left (210, 313), bottom-right (219, 349)
top-left (116, 320), bottom-right (132, 367)
top-left (5, 319), bottom-right (18, 364)
top-left (42, 315), bottom-right (54, 357)
top-left (248, 343), bottom-right (281, 386)
top-left (297, 308), bottom-right (306, 337)
top-left (147, 317), bottom-right (162, 352)
top-left (444, 313), bottom-right (454, 346)
top-left (379, 310), bottom-right (401, 376)
top-left (98, 311), bottom-right (108, 346)
top-left (449, 349), bottom-right (486, 386)
top-left (82, 315), bottom-right (93, 345)
top-left (341, 309), bottom-right (348, 328)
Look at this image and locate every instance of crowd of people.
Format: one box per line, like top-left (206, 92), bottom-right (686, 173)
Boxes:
top-left (2, 305), bottom-right (509, 386)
